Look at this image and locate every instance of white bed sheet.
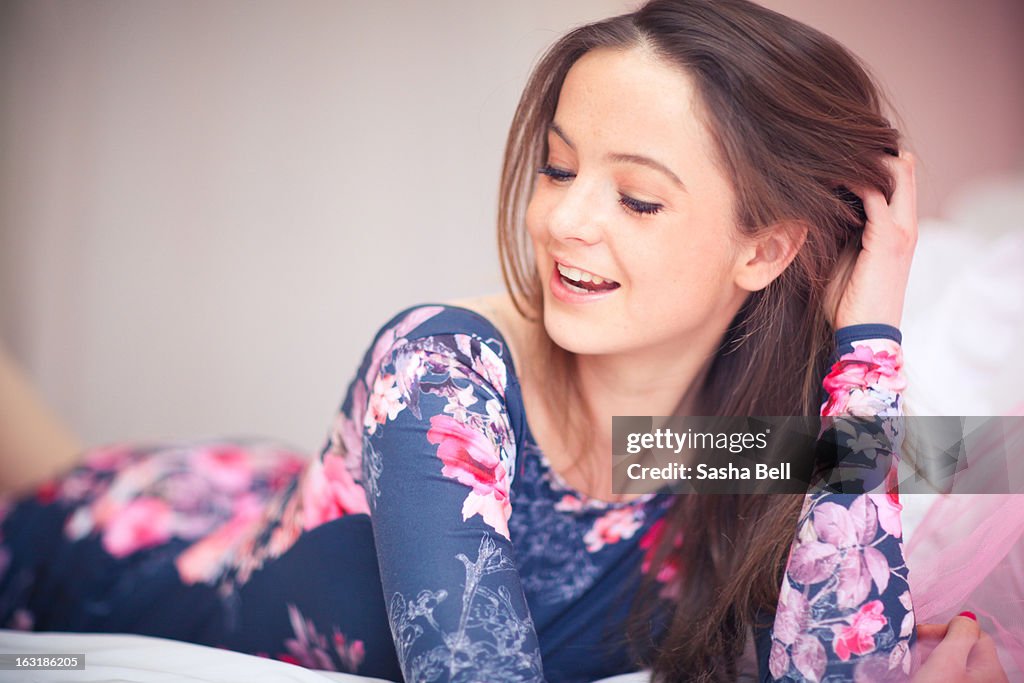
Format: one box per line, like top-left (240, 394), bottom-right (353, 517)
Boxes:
top-left (0, 630), bottom-right (393, 683)
top-left (0, 630), bottom-right (652, 683)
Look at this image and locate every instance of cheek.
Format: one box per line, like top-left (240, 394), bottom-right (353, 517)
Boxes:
top-left (626, 233), bottom-right (738, 301)
top-left (524, 198), bottom-right (542, 242)
top-left (524, 189), bottom-right (553, 243)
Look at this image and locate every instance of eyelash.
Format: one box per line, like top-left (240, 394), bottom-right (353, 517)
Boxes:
top-left (537, 165), bottom-right (664, 216)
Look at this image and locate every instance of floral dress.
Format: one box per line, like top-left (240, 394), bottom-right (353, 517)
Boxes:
top-left (0, 305), bottom-right (914, 682)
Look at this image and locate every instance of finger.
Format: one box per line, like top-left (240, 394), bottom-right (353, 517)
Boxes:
top-left (882, 151), bottom-right (918, 239)
top-left (859, 186), bottom-right (891, 229)
top-left (912, 639), bottom-right (940, 677)
top-left (841, 180), bottom-right (890, 225)
top-left (883, 152), bottom-right (919, 294)
top-left (967, 632), bottom-right (1008, 682)
top-left (842, 182), bottom-right (889, 242)
top-left (845, 151), bottom-right (918, 246)
top-left (912, 622), bottom-right (959, 675)
top-left (916, 623), bottom-right (950, 640)
top-left (928, 615), bottom-right (982, 669)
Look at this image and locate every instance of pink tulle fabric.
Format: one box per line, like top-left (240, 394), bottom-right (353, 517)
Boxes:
top-left (905, 409), bottom-right (1024, 679)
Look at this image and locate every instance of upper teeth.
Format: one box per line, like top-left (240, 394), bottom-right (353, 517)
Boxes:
top-left (557, 263), bottom-right (606, 285)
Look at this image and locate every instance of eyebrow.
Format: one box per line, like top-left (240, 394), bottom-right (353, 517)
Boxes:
top-left (548, 122), bottom-right (687, 191)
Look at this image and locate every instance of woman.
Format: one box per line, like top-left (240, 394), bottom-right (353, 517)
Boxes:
top-left (0, 1), bottom-right (1008, 681)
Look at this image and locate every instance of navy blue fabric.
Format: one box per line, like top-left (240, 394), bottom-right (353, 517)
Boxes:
top-left (835, 323), bottom-right (902, 351)
top-left (0, 305), bottom-right (912, 682)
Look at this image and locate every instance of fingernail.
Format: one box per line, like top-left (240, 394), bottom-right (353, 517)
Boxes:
top-left (957, 610), bottom-right (977, 621)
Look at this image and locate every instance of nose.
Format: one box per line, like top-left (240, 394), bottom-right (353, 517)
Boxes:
top-left (546, 177), bottom-right (605, 246)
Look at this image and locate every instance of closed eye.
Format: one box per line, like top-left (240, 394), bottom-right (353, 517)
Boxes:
top-left (538, 165), bottom-right (575, 182)
top-left (620, 195), bottom-right (663, 216)
top-left (539, 164), bottom-right (663, 216)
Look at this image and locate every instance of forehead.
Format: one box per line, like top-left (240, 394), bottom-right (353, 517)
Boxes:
top-left (552, 47), bottom-right (719, 172)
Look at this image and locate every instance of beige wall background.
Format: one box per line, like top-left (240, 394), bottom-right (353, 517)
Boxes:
top-left (2, 0), bottom-right (1022, 452)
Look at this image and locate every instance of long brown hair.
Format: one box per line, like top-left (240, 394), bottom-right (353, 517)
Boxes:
top-left (497, 0), bottom-right (901, 680)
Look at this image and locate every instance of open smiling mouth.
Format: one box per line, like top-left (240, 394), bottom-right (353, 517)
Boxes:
top-left (556, 262), bottom-right (621, 294)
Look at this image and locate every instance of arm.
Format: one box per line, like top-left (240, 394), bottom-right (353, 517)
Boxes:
top-left (364, 331), bottom-right (545, 682)
top-left (766, 325), bottom-right (914, 682)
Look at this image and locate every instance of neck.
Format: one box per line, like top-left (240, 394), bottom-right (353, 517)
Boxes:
top-left (512, 295), bottom-right (738, 501)
top-left (526, 323), bottom-right (722, 501)
top-left (573, 333), bottom-right (718, 449)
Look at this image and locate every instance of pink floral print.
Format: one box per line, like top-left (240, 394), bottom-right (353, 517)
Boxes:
top-left (770, 335), bottom-right (913, 681)
top-left (177, 307), bottom-right (447, 589)
top-left (639, 517), bottom-right (685, 598)
top-left (822, 339), bottom-right (905, 417)
top-left (299, 451), bottom-right (370, 529)
top-left (427, 414), bottom-right (512, 540)
top-left (583, 506), bottom-right (644, 553)
top-left (101, 497), bottom-right (174, 558)
top-left (175, 494), bottom-right (265, 584)
top-left (0, 306), bottom-right (914, 683)
top-left (832, 600), bottom-right (887, 661)
top-left (365, 373), bottom-right (405, 435)
top-left (55, 441), bottom-right (306, 568)
top-left (277, 603), bottom-right (366, 673)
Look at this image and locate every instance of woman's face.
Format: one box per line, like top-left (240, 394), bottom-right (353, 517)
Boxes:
top-left (526, 47), bottom-right (754, 361)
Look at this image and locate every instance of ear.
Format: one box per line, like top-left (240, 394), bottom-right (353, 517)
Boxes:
top-left (732, 222), bottom-right (807, 292)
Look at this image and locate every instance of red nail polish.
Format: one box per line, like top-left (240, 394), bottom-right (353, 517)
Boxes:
top-left (957, 610), bottom-right (977, 621)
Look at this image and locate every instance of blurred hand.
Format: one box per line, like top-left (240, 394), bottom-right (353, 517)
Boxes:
top-left (912, 614), bottom-right (1009, 683)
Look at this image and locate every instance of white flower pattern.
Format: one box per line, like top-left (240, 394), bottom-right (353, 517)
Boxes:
top-left (387, 536), bottom-right (543, 682)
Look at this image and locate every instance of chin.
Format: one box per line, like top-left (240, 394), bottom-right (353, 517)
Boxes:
top-left (541, 302), bottom-right (627, 356)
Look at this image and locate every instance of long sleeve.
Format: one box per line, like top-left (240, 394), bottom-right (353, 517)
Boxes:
top-left (362, 328), bottom-right (545, 682)
top-left (765, 324), bottom-right (915, 682)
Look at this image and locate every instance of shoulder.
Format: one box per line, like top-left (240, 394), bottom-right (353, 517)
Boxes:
top-left (360, 297), bottom-right (528, 398)
top-left (363, 301), bottom-right (530, 477)
top-left (374, 301), bottom-right (506, 347)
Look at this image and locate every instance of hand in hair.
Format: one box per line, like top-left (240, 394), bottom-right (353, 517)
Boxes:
top-left (912, 614), bottom-right (1010, 682)
top-left (827, 152), bottom-right (918, 329)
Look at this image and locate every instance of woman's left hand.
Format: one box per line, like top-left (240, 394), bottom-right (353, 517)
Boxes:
top-left (830, 151), bottom-right (918, 329)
